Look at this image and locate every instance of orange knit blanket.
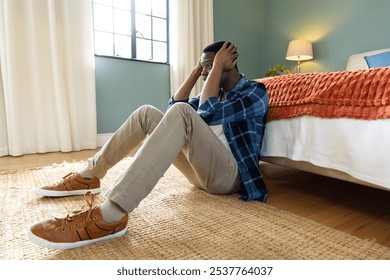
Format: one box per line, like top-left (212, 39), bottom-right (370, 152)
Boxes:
top-left (257, 67), bottom-right (390, 122)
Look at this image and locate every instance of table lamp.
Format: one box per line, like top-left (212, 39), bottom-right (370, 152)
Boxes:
top-left (285, 39), bottom-right (313, 73)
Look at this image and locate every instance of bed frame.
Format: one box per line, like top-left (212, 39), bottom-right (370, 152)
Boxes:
top-left (260, 156), bottom-right (386, 190)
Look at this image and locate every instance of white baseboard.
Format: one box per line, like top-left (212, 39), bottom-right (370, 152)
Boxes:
top-left (97, 133), bottom-right (113, 147)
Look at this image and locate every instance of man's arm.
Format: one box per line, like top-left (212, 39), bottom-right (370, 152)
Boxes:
top-left (200, 42), bottom-right (238, 104)
top-left (172, 60), bottom-right (202, 102)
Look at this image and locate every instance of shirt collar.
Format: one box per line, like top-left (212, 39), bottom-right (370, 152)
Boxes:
top-left (226, 74), bottom-right (247, 97)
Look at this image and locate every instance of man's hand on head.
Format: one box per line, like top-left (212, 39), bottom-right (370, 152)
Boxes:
top-left (194, 58), bottom-right (203, 77)
top-left (213, 41), bottom-right (239, 72)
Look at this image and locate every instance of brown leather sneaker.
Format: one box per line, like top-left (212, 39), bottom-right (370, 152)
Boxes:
top-left (34, 172), bottom-right (101, 197)
top-left (27, 192), bottom-right (128, 250)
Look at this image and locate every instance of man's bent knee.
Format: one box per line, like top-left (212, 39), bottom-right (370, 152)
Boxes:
top-left (167, 102), bottom-right (196, 117)
top-left (133, 105), bottom-right (163, 122)
top-left (135, 104), bottom-right (160, 116)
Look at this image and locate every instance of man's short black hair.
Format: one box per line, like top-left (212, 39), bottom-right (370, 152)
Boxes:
top-left (202, 41), bottom-right (239, 71)
top-left (203, 41), bottom-right (228, 53)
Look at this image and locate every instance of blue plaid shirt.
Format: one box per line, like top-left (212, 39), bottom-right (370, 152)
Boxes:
top-left (168, 75), bottom-right (269, 202)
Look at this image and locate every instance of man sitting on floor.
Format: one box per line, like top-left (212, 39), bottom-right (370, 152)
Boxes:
top-left (28, 41), bottom-right (269, 250)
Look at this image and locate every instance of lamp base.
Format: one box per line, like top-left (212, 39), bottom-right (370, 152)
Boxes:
top-left (296, 60), bottom-right (301, 73)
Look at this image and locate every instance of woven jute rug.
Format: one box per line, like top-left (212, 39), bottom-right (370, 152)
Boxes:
top-left (1, 158), bottom-right (390, 260)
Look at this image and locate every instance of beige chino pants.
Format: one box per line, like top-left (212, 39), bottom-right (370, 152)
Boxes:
top-left (87, 103), bottom-right (241, 213)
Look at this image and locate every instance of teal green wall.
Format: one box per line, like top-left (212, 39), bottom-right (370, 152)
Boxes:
top-left (213, 0), bottom-right (265, 80)
top-left (263, 0), bottom-right (390, 74)
top-left (95, 57), bottom-right (170, 133)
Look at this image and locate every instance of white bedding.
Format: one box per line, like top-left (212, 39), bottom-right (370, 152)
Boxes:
top-left (261, 116), bottom-right (390, 191)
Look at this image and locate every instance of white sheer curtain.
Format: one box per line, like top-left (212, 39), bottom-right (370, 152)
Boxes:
top-left (0, 0), bottom-right (97, 157)
top-left (169, 0), bottom-right (214, 97)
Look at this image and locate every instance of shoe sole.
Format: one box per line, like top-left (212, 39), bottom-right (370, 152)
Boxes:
top-left (27, 227), bottom-right (127, 250)
top-left (33, 187), bottom-right (101, 197)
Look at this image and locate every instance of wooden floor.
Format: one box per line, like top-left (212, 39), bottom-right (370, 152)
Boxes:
top-left (1, 150), bottom-right (390, 247)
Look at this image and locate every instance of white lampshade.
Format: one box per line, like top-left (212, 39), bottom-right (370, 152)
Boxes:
top-left (285, 39), bottom-right (313, 61)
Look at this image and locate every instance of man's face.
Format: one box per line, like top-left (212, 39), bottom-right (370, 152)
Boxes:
top-left (200, 52), bottom-right (215, 81)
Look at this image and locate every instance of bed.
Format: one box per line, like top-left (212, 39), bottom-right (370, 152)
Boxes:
top-left (258, 49), bottom-right (390, 191)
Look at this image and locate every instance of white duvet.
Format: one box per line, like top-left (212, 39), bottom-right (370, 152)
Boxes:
top-left (261, 116), bottom-right (390, 190)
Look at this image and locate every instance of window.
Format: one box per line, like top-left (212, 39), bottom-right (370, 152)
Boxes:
top-left (92, 0), bottom-right (169, 63)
